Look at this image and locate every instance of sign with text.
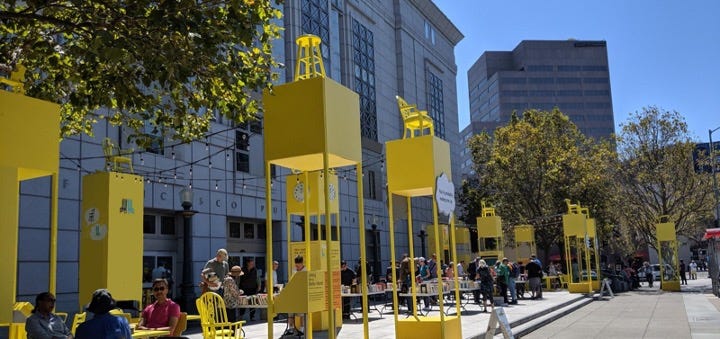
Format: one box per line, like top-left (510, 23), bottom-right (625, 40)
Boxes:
top-left (435, 172), bottom-right (456, 216)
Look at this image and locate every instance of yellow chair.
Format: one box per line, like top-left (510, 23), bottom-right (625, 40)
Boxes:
top-left (102, 137), bottom-right (134, 173)
top-left (195, 292), bottom-right (245, 339)
top-left (396, 95), bottom-right (434, 139)
top-left (171, 312), bottom-right (188, 337)
top-left (71, 312), bottom-right (86, 335)
top-left (55, 312), bottom-right (68, 323)
top-left (0, 64), bottom-right (26, 94)
top-left (109, 309), bottom-right (133, 324)
top-left (558, 274), bottom-right (569, 289)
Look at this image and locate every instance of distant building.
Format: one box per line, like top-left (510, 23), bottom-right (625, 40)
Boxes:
top-left (460, 40), bottom-right (615, 175)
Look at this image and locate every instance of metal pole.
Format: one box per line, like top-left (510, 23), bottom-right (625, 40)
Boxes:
top-left (180, 200), bottom-right (196, 313)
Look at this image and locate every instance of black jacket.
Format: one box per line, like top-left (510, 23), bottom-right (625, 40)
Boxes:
top-left (239, 267), bottom-right (259, 294)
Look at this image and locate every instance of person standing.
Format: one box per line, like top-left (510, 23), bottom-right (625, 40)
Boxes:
top-left (457, 260), bottom-right (466, 278)
top-left (202, 249), bottom-right (229, 293)
top-left (507, 259), bottom-right (518, 304)
top-left (679, 260), bottom-right (687, 285)
top-left (340, 260), bottom-right (357, 319)
top-left (689, 260), bottom-right (698, 280)
top-left (643, 262), bottom-right (654, 287)
top-left (75, 289), bottom-right (132, 339)
top-left (25, 292), bottom-right (72, 339)
top-left (467, 258), bottom-right (479, 304)
top-left (137, 279), bottom-right (180, 333)
top-left (496, 259), bottom-right (510, 305)
top-left (526, 258), bottom-right (543, 299)
top-left (477, 260), bottom-right (494, 313)
top-left (238, 258), bottom-right (259, 321)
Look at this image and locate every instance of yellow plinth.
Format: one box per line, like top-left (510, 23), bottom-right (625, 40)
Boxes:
top-left (79, 172), bottom-right (144, 309)
top-left (396, 316), bottom-right (461, 339)
top-left (661, 281), bottom-right (681, 292)
top-left (568, 282), bottom-right (592, 294)
top-left (263, 76), bottom-right (361, 171)
top-left (386, 135), bottom-right (451, 196)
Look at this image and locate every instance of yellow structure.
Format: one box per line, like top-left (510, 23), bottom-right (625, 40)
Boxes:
top-left (263, 35), bottom-right (367, 339)
top-left (0, 64), bottom-right (26, 94)
top-left (455, 227), bottom-right (473, 267)
top-left (0, 78), bottom-right (61, 326)
top-left (562, 200), bottom-right (599, 293)
top-left (656, 216), bottom-right (680, 292)
top-left (79, 171), bottom-right (144, 308)
top-left (396, 96), bottom-right (434, 139)
top-left (476, 203), bottom-right (504, 265)
top-left (514, 225), bottom-right (536, 264)
top-left (386, 96), bottom-right (461, 338)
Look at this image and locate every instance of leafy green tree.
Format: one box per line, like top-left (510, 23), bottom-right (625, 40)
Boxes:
top-left (460, 109), bottom-right (616, 258)
top-left (0, 0), bottom-right (282, 144)
top-left (613, 106), bottom-right (714, 251)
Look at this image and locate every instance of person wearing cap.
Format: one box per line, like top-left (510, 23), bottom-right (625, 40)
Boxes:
top-left (75, 289), bottom-right (132, 339)
top-left (136, 279), bottom-right (180, 333)
top-left (223, 266), bottom-right (245, 322)
top-left (25, 292), bottom-right (72, 339)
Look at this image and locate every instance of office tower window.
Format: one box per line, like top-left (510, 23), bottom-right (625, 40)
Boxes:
top-left (301, 0), bottom-right (331, 76)
top-left (427, 71), bottom-right (445, 138)
top-left (352, 19), bottom-right (377, 140)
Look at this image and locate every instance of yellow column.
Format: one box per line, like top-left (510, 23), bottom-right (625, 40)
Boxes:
top-left (356, 163), bottom-right (369, 338)
top-left (265, 164), bottom-right (274, 339)
top-left (0, 168), bottom-right (20, 323)
top-left (387, 189), bottom-right (400, 326)
top-left (406, 197), bottom-right (418, 319)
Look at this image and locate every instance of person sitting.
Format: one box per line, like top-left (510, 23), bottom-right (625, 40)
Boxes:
top-left (25, 292), bottom-right (73, 339)
top-left (136, 279), bottom-right (180, 333)
top-left (74, 289), bottom-right (132, 339)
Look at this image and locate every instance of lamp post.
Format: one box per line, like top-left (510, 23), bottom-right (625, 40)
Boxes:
top-left (418, 228), bottom-right (428, 259)
top-left (179, 187), bottom-right (197, 313)
top-left (710, 127), bottom-right (720, 227)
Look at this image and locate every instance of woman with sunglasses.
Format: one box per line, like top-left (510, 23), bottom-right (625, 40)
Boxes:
top-left (136, 278), bottom-right (180, 333)
top-left (26, 292), bottom-right (72, 339)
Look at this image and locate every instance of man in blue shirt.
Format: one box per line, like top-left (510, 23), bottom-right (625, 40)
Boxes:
top-left (75, 289), bottom-right (132, 339)
top-left (25, 292), bottom-right (72, 339)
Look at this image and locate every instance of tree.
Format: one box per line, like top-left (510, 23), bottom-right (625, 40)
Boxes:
top-left (460, 109), bottom-right (616, 259)
top-left (0, 0), bottom-right (282, 144)
top-left (613, 106), bottom-right (714, 251)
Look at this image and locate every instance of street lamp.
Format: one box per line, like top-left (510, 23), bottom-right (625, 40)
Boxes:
top-left (710, 127), bottom-right (720, 227)
top-left (178, 187), bottom-right (197, 313)
top-left (418, 227), bottom-right (428, 259)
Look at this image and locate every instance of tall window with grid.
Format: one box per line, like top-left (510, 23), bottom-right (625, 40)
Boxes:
top-left (301, 0), bottom-right (330, 76)
top-left (427, 71), bottom-right (445, 138)
top-left (352, 19), bottom-right (377, 140)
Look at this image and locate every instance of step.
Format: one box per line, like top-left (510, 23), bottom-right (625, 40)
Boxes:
top-left (502, 296), bottom-right (594, 338)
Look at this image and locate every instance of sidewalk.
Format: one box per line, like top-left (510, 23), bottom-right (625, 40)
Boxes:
top-left (184, 289), bottom-right (584, 338)
top-left (524, 272), bottom-right (720, 339)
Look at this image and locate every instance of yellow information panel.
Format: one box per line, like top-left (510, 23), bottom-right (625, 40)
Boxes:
top-left (286, 172), bottom-right (339, 215)
top-left (79, 172), bottom-right (144, 308)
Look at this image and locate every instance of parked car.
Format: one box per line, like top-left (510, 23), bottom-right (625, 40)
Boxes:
top-left (651, 264), bottom-right (675, 281)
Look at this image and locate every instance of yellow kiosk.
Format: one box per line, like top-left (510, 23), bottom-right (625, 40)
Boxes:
top-left (0, 66), bottom-right (61, 338)
top-left (514, 225), bottom-right (536, 265)
top-left (656, 216), bottom-right (680, 292)
top-left (562, 200), bottom-right (599, 293)
top-left (476, 202), bottom-right (504, 265)
top-left (386, 96), bottom-right (462, 339)
top-left (263, 35), bottom-right (368, 339)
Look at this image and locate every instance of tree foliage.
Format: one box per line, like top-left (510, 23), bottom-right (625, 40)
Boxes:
top-left (460, 109), bottom-right (616, 255)
top-left (613, 106), bottom-right (714, 250)
top-left (0, 0), bottom-right (283, 144)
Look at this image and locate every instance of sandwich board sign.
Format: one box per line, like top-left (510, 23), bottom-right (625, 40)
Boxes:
top-left (485, 306), bottom-right (514, 339)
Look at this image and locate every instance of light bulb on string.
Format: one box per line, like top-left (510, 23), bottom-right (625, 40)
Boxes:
top-left (215, 181), bottom-right (219, 190)
top-left (189, 166), bottom-right (193, 177)
top-left (209, 160), bottom-right (213, 169)
top-left (242, 180), bottom-right (246, 190)
top-left (226, 152), bottom-right (230, 161)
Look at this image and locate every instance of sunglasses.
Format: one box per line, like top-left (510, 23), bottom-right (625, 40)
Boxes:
top-left (153, 287), bottom-right (166, 292)
top-left (44, 298), bottom-right (56, 303)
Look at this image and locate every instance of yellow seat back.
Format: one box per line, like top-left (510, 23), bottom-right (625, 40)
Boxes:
top-left (71, 312), bottom-right (86, 335)
top-left (395, 95), bottom-right (434, 138)
top-left (196, 292), bottom-right (244, 339)
top-left (171, 312), bottom-right (187, 337)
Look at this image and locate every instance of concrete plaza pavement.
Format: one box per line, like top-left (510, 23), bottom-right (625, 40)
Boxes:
top-left (524, 272), bottom-right (720, 339)
top-left (184, 288), bottom-right (585, 338)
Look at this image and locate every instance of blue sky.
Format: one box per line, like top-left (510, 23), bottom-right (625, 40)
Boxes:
top-left (433, 0), bottom-right (720, 141)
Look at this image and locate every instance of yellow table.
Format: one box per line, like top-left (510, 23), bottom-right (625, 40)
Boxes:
top-left (132, 329), bottom-right (171, 338)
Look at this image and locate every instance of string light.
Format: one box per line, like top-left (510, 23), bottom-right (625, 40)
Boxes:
top-left (140, 152), bottom-right (144, 165)
top-left (215, 180), bottom-right (219, 190)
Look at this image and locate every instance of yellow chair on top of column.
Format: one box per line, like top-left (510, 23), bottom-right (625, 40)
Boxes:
top-left (396, 95), bottom-right (434, 139)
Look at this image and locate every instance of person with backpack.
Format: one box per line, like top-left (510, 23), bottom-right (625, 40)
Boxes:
top-left (467, 258), bottom-right (479, 304)
top-left (477, 259), bottom-right (494, 312)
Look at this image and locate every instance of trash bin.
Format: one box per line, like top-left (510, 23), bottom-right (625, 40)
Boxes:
top-left (9, 302), bottom-right (33, 339)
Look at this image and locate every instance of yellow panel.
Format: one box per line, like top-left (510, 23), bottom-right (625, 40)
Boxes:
top-left (311, 309), bottom-right (342, 330)
top-left (386, 135), bottom-right (452, 196)
top-left (287, 172), bottom-right (339, 215)
top-left (79, 172), bottom-right (144, 309)
top-left (274, 271), bottom-right (328, 314)
top-left (477, 216), bottom-right (502, 237)
top-left (514, 225), bottom-right (535, 243)
top-left (0, 168), bottom-right (20, 323)
top-left (263, 77), bottom-right (362, 171)
top-left (568, 282), bottom-right (592, 294)
top-left (562, 214), bottom-right (586, 236)
top-left (0, 91), bottom-right (60, 175)
top-left (586, 219), bottom-right (597, 238)
top-left (396, 316), bottom-right (461, 339)
top-left (661, 281), bottom-right (680, 292)
top-left (656, 222), bottom-right (675, 241)
top-left (426, 224), bottom-right (449, 254)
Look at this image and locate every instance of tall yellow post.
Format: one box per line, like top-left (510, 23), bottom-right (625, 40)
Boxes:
top-left (264, 35), bottom-right (365, 339)
top-left (0, 88), bottom-right (60, 325)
